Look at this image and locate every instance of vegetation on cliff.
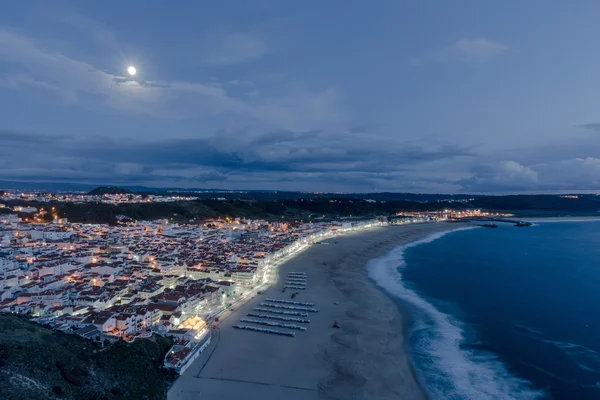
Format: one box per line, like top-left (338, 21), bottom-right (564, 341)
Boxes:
top-left (0, 314), bottom-right (176, 400)
top-left (87, 186), bottom-right (134, 196)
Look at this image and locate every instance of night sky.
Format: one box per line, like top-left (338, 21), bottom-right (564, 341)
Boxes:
top-left (2, 1), bottom-right (600, 193)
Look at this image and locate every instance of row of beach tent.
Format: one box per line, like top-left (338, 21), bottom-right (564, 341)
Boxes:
top-left (247, 312), bottom-right (311, 324)
top-left (264, 298), bottom-right (315, 306)
top-left (233, 324), bottom-right (295, 337)
top-left (286, 277), bottom-right (307, 282)
top-left (285, 280), bottom-right (307, 286)
top-left (259, 302), bottom-right (319, 312)
top-left (240, 318), bottom-right (307, 331)
top-left (254, 308), bottom-right (308, 317)
top-left (284, 285), bottom-right (306, 290)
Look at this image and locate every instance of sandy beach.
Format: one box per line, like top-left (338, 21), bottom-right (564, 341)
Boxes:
top-left (168, 222), bottom-right (459, 400)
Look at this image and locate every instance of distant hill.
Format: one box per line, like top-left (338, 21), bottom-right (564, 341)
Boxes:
top-left (0, 314), bottom-right (175, 400)
top-left (3, 193), bottom-right (600, 225)
top-left (88, 186), bottom-right (133, 195)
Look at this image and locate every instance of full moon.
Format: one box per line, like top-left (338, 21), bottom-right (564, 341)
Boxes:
top-left (127, 66), bottom-right (137, 76)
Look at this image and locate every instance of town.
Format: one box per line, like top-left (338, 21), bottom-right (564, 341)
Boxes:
top-left (396, 208), bottom-right (513, 220)
top-left (0, 189), bottom-right (199, 205)
top-left (0, 202), bottom-right (388, 372)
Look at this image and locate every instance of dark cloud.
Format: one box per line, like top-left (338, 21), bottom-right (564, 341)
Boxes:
top-left (577, 123), bottom-right (600, 133)
top-left (0, 129), bottom-right (474, 191)
top-left (0, 131), bottom-right (73, 144)
top-left (8, 129), bottom-right (600, 193)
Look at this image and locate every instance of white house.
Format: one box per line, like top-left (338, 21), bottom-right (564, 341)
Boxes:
top-left (115, 314), bottom-right (137, 336)
top-left (216, 281), bottom-right (237, 297)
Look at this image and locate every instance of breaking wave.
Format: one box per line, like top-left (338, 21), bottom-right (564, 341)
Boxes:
top-left (366, 228), bottom-right (544, 400)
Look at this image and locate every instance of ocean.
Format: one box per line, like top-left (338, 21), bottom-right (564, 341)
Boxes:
top-left (368, 221), bottom-right (600, 400)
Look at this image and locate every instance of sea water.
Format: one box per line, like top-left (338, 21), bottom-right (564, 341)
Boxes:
top-left (367, 221), bottom-right (600, 400)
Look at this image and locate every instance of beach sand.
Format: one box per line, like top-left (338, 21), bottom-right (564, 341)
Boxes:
top-left (168, 223), bottom-right (459, 400)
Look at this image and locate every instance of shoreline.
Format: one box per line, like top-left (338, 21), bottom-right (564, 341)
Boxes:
top-left (388, 219), bottom-right (599, 399)
top-left (525, 216), bottom-right (600, 223)
top-left (169, 222), bottom-right (461, 400)
top-left (313, 224), bottom-right (458, 400)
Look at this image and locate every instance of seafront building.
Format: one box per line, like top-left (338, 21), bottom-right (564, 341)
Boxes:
top-left (0, 202), bottom-right (384, 372)
top-left (395, 209), bottom-right (512, 221)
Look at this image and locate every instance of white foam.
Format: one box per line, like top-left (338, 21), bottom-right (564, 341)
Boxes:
top-left (367, 228), bottom-right (544, 400)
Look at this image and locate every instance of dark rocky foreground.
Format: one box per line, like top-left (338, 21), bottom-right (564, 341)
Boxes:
top-left (0, 314), bottom-right (176, 400)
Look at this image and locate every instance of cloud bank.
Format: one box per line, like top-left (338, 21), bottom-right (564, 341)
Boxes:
top-left (0, 129), bottom-right (474, 192)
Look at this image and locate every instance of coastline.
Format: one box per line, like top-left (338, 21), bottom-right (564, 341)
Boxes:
top-left (392, 219), bottom-right (600, 400)
top-left (525, 216), bottom-right (600, 223)
top-left (169, 222), bottom-right (461, 400)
